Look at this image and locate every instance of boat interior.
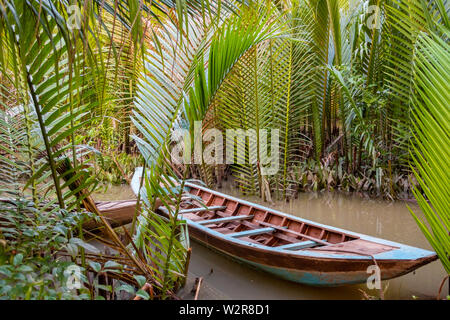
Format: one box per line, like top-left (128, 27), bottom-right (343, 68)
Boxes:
top-left (161, 185), bottom-right (400, 255)
top-left (154, 184), bottom-right (401, 256)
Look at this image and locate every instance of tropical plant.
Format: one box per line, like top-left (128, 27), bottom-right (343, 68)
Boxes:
top-left (130, 0), bottom-right (287, 295)
top-left (0, 0), bottom-right (207, 300)
top-left (164, 0), bottom-right (447, 202)
top-left (1, 0), bottom-right (449, 300)
top-left (407, 28), bottom-right (449, 275)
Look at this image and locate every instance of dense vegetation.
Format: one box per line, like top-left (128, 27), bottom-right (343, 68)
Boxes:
top-left (0, 0), bottom-right (448, 299)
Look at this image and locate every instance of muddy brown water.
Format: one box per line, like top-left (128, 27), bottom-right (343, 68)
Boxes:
top-left (95, 185), bottom-right (448, 300)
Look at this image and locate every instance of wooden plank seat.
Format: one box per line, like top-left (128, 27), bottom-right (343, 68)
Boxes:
top-left (198, 215), bottom-right (254, 226)
top-left (256, 220), bottom-right (329, 246)
top-left (212, 227), bottom-right (235, 234)
top-left (276, 240), bottom-right (326, 251)
top-left (229, 227), bottom-right (275, 238)
top-left (239, 236), bottom-right (264, 245)
top-left (179, 206), bottom-right (227, 214)
top-left (211, 228), bottom-right (267, 246)
top-left (159, 205), bottom-right (226, 220)
top-left (239, 220), bottom-right (299, 244)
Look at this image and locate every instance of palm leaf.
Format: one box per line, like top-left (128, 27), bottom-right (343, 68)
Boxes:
top-left (407, 28), bottom-right (450, 274)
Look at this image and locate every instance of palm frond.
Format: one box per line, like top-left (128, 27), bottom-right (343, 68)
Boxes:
top-left (408, 28), bottom-right (450, 274)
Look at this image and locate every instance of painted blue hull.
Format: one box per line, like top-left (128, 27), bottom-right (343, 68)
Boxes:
top-left (189, 225), bottom-right (436, 286)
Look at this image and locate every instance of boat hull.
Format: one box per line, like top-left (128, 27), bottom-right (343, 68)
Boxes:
top-left (186, 222), bottom-right (436, 286)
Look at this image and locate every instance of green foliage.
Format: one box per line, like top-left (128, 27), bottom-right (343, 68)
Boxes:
top-left (130, 1), bottom-right (287, 297)
top-left (164, 0), bottom-right (448, 203)
top-left (136, 204), bottom-right (190, 296)
top-left (407, 28), bottom-right (450, 274)
top-left (0, 198), bottom-right (93, 299)
top-left (0, 0), bottom-right (209, 300)
top-left (130, 3), bottom-right (217, 296)
top-left (95, 153), bottom-right (143, 185)
top-left (0, 0), bottom-right (449, 299)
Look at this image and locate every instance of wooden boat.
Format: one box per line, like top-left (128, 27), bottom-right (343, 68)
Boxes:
top-left (128, 168), bottom-right (438, 287)
top-left (85, 200), bottom-right (138, 231)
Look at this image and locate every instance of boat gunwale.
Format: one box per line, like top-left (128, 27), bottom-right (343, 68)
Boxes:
top-left (182, 181), bottom-right (436, 261)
